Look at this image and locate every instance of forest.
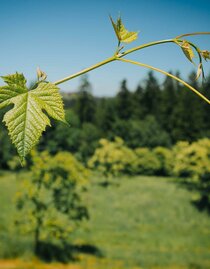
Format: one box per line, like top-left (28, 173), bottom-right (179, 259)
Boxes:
top-left (1, 70), bottom-right (210, 167)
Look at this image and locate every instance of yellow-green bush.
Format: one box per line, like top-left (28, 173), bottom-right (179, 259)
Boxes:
top-left (173, 139), bottom-right (210, 210)
top-left (88, 137), bottom-right (136, 177)
top-left (153, 146), bottom-right (173, 176)
top-left (89, 137), bottom-right (210, 182)
top-left (89, 138), bottom-right (174, 177)
top-left (173, 139), bottom-right (210, 180)
top-left (133, 148), bottom-right (161, 175)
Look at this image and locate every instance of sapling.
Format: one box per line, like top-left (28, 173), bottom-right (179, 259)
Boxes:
top-left (0, 16), bottom-right (209, 163)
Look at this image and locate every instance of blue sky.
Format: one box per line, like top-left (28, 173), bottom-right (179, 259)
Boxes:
top-left (0, 0), bottom-right (210, 96)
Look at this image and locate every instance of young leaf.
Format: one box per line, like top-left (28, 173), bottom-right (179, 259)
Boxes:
top-left (37, 67), bottom-right (47, 81)
top-left (196, 63), bottom-right (203, 80)
top-left (201, 50), bottom-right (210, 61)
top-left (176, 40), bottom-right (195, 63)
top-left (0, 74), bottom-right (66, 161)
top-left (110, 16), bottom-right (138, 44)
top-left (181, 40), bottom-right (195, 62)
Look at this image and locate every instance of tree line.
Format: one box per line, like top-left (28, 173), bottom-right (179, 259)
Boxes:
top-left (69, 71), bottom-right (210, 143)
top-left (0, 71), bottom-right (210, 168)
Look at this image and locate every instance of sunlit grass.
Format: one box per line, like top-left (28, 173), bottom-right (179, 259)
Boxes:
top-left (0, 172), bottom-right (210, 269)
top-left (0, 258), bottom-right (204, 269)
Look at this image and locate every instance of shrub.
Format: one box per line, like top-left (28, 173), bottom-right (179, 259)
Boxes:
top-left (77, 123), bottom-right (101, 162)
top-left (88, 137), bottom-right (136, 177)
top-left (153, 146), bottom-right (173, 176)
top-left (173, 139), bottom-right (210, 211)
top-left (133, 148), bottom-right (161, 175)
top-left (112, 116), bottom-right (171, 149)
top-left (173, 139), bottom-right (210, 179)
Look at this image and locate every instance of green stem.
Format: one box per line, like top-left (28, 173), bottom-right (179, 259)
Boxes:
top-left (54, 39), bottom-right (176, 86)
top-left (120, 39), bottom-right (174, 57)
top-left (53, 35), bottom-right (209, 97)
top-left (54, 56), bottom-right (116, 85)
top-left (118, 57), bottom-right (210, 105)
top-left (176, 32), bottom-right (210, 39)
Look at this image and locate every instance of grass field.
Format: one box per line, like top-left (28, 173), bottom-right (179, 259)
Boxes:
top-left (0, 172), bottom-right (210, 269)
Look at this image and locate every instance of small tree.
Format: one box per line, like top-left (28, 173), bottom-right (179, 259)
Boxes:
top-left (74, 75), bottom-right (96, 124)
top-left (88, 137), bottom-right (136, 180)
top-left (15, 151), bottom-right (89, 256)
top-left (116, 79), bottom-right (133, 120)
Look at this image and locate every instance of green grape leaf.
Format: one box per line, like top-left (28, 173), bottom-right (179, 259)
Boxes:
top-left (177, 40), bottom-right (195, 63)
top-left (0, 73), bottom-right (28, 108)
top-left (0, 73), bottom-right (66, 161)
top-left (110, 16), bottom-right (138, 44)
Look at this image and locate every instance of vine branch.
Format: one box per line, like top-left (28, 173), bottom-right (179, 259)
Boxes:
top-left (117, 57), bottom-right (210, 105)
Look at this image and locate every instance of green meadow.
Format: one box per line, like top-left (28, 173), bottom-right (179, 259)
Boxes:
top-left (0, 172), bottom-right (210, 269)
